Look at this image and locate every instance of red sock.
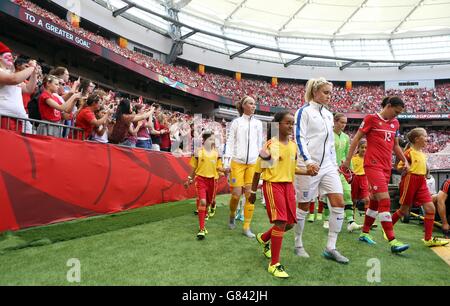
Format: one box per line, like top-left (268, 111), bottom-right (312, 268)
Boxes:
top-left (392, 209), bottom-right (404, 226)
top-left (362, 199), bottom-right (378, 233)
top-left (261, 227), bottom-right (273, 243)
top-left (380, 218), bottom-right (395, 241)
top-left (271, 225), bottom-right (286, 265)
top-left (363, 215), bottom-right (376, 233)
top-left (379, 198), bottom-right (395, 241)
top-left (309, 202), bottom-right (315, 214)
top-left (198, 206), bottom-right (206, 230)
top-left (318, 200), bottom-right (324, 213)
top-left (424, 213), bottom-right (435, 241)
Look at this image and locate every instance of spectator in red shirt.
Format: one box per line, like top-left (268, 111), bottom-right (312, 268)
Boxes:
top-left (134, 103), bottom-right (153, 150)
top-left (158, 113), bottom-right (171, 152)
top-left (150, 103), bottom-right (165, 150)
top-left (75, 93), bottom-right (111, 140)
top-left (37, 75), bottom-right (79, 137)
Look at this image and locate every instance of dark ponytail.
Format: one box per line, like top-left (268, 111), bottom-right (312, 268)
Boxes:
top-left (381, 96), bottom-right (404, 108)
top-left (115, 99), bottom-right (132, 120)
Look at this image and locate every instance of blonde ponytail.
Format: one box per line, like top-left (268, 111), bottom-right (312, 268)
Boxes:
top-left (304, 77), bottom-right (333, 103)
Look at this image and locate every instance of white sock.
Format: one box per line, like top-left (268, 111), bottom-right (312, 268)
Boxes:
top-left (327, 232), bottom-right (338, 251)
top-left (294, 208), bottom-right (308, 248)
top-left (327, 206), bottom-right (344, 250)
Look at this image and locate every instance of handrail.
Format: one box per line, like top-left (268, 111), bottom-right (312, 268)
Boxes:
top-left (0, 114), bottom-right (85, 140)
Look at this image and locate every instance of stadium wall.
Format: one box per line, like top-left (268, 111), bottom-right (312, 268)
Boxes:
top-left (0, 130), bottom-right (229, 232)
top-left (51, 0), bottom-right (450, 82)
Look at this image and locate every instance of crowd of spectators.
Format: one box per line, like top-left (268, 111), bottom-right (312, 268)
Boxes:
top-left (427, 143), bottom-right (450, 170)
top-left (13, 0), bottom-right (450, 114)
top-left (2, 0), bottom-right (449, 169)
top-left (28, 74), bottom-right (225, 154)
top-left (398, 129), bottom-right (449, 153)
top-left (424, 130), bottom-right (449, 153)
top-left (1, 53), bottom-right (448, 169)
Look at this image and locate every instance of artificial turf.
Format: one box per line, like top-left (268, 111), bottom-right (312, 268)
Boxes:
top-left (0, 194), bottom-right (449, 285)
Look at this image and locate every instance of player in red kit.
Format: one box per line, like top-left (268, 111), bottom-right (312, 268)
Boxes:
top-left (343, 96), bottom-right (410, 253)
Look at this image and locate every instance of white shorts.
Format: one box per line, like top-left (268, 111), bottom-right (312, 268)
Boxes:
top-left (295, 164), bottom-right (343, 203)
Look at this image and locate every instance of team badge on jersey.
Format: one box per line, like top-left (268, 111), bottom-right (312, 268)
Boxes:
top-left (390, 124), bottom-right (395, 128)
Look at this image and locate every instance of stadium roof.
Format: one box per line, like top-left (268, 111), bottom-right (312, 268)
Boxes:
top-left (102, 0), bottom-right (450, 65)
top-left (173, 0), bottom-right (450, 39)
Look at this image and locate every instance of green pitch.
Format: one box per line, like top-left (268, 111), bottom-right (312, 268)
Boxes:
top-left (0, 194), bottom-right (449, 285)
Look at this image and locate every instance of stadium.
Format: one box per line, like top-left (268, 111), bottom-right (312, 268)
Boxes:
top-left (0, 0), bottom-right (449, 288)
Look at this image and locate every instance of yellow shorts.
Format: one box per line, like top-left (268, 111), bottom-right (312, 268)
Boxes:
top-left (229, 160), bottom-right (256, 188)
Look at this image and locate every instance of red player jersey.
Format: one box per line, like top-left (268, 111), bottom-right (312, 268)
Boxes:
top-left (359, 113), bottom-right (400, 171)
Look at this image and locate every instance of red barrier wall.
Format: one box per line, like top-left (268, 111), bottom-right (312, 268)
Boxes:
top-left (0, 129), bottom-right (229, 232)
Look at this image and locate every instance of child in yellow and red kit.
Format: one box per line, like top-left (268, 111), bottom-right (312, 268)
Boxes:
top-left (351, 140), bottom-right (370, 213)
top-left (248, 111), bottom-right (316, 278)
top-left (392, 128), bottom-right (448, 247)
top-left (185, 131), bottom-right (225, 240)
